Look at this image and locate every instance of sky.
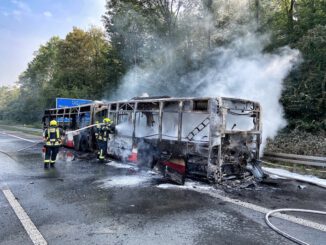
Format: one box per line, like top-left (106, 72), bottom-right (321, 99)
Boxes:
top-left (0, 0), bottom-right (107, 86)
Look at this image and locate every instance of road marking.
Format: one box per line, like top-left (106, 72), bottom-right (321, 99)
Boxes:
top-left (204, 189), bottom-right (326, 232)
top-left (0, 131), bottom-right (40, 143)
top-left (2, 189), bottom-right (47, 245)
top-left (158, 183), bottom-right (326, 232)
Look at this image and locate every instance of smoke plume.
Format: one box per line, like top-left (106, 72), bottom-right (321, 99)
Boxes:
top-left (107, 0), bottom-right (301, 150)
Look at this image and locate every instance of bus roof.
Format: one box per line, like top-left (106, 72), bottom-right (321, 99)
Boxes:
top-left (44, 96), bottom-right (260, 112)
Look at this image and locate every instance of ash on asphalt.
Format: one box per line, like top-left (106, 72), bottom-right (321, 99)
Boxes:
top-left (51, 150), bottom-right (326, 225)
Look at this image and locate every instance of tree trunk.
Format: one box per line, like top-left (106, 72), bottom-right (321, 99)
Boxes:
top-left (255, 0), bottom-right (259, 25)
top-left (287, 0), bottom-right (295, 34)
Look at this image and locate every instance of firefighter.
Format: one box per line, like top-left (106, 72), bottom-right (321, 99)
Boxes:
top-left (43, 120), bottom-right (64, 169)
top-left (96, 118), bottom-right (114, 162)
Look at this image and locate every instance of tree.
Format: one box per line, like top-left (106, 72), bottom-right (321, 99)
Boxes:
top-left (258, 0), bottom-right (325, 132)
top-left (282, 25), bottom-right (326, 131)
top-left (2, 27), bottom-right (121, 123)
top-left (0, 86), bottom-right (20, 121)
top-left (54, 28), bottom-right (120, 99)
top-left (14, 37), bottom-right (61, 122)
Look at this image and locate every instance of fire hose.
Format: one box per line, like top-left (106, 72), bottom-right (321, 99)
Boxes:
top-left (265, 208), bottom-right (326, 245)
top-left (36, 123), bottom-right (104, 149)
top-left (64, 123), bottom-right (103, 135)
top-left (0, 124), bottom-right (100, 161)
top-left (0, 124), bottom-right (101, 154)
top-left (0, 150), bottom-right (16, 161)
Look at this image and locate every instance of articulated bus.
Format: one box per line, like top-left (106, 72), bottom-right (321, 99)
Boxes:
top-left (43, 96), bottom-right (264, 184)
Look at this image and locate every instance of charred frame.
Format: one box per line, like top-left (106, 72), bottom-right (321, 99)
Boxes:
top-left (43, 96), bottom-right (263, 184)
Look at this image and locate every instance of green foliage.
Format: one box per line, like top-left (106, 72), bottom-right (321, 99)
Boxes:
top-left (281, 25), bottom-right (326, 131)
top-left (54, 27), bottom-right (112, 99)
top-left (1, 27), bottom-right (121, 123)
top-left (261, 0), bottom-right (326, 133)
top-left (261, 0), bottom-right (326, 46)
top-left (0, 86), bottom-right (20, 120)
top-left (258, 0), bottom-right (325, 132)
top-left (1, 0), bottom-right (325, 133)
top-left (104, 0), bottom-right (150, 68)
top-left (104, 1), bottom-right (211, 64)
top-left (14, 36), bottom-right (61, 122)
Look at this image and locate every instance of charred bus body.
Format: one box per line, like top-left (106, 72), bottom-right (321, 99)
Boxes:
top-left (42, 96), bottom-right (264, 184)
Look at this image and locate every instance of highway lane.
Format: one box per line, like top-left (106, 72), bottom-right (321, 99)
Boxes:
top-left (0, 132), bottom-right (325, 245)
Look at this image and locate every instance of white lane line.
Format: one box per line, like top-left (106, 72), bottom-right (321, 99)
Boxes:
top-left (0, 131), bottom-right (40, 143)
top-left (158, 184), bottom-right (326, 232)
top-left (2, 189), bottom-right (47, 245)
top-left (205, 190), bottom-right (326, 232)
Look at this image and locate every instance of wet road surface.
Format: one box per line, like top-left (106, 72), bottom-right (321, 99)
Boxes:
top-left (0, 131), bottom-right (325, 245)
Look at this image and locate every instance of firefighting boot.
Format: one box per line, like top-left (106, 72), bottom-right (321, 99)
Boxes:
top-left (50, 162), bottom-right (55, 168)
top-left (44, 163), bottom-right (49, 169)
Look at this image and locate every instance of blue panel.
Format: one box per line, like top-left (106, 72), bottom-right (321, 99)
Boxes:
top-left (57, 117), bottom-right (72, 123)
top-left (56, 98), bottom-right (93, 108)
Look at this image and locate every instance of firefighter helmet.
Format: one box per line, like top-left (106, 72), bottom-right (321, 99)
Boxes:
top-left (103, 118), bottom-right (112, 124)
top-left (50, 120), bottom-right (58, 126)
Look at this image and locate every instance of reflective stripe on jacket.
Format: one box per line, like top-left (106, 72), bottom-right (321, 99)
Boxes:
top-left (97, 125), bottom-right (111, 142)
top-left (95, 124), bottom-right (101, 139)
top-left (44, 127), bottom-right (62, 146)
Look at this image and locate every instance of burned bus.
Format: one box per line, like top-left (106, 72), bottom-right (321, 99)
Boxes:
top-left (43, 96), bottom-right (264, 184)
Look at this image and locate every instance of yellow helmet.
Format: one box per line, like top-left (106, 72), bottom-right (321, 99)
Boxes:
top-left (50, 120), bottom-right (58, 126)
top-left (103, 118), bottom-right (112, 124)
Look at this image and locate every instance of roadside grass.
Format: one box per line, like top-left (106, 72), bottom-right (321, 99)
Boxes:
top-left (0, 120), bottom-right (42, 129)
top-left (0, 121), bottom-right (42, 137)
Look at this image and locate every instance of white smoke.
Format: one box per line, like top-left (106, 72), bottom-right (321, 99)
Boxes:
top-left (183, 33), bottom-right (301, 148)
top-left (107, 0), bottom-right (302, 150)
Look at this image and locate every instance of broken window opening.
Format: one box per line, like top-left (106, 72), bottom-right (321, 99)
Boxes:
top-left (116, 111), bottom-right (133, 137)
top-left (135, 112), bottom-right (159, 138)
top-left (193, 100), bottom-right (208, 111)
top-left (162, 112), bottom-right (179, 139)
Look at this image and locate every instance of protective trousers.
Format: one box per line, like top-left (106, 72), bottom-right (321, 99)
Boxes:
top-left (44, 146), bottom-right (59, 168)
top-left (97, 140), bottom-right (108, 161)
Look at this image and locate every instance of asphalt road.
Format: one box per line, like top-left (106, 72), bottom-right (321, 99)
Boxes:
top-left (0, 131), bottom-right (325, 245)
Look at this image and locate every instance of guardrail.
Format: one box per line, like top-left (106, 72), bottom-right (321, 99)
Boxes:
top-left (263, 152), bottom-right (326, 168)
